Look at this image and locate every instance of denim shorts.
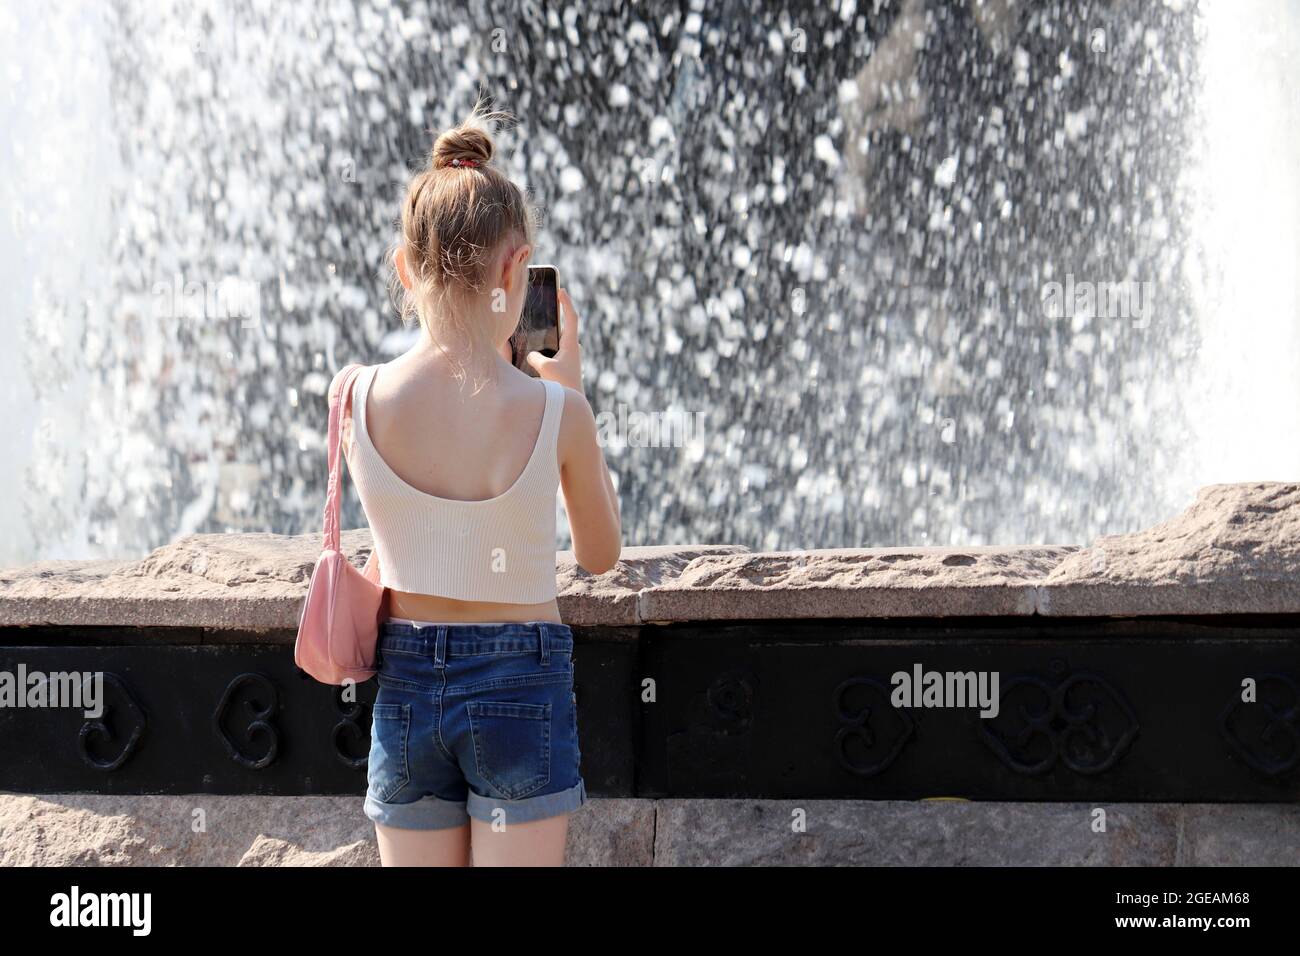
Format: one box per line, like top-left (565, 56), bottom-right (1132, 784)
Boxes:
top-left (364, 618), bottom-right (587, 830)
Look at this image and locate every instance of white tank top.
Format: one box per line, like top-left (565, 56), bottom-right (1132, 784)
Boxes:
top-left (345, 364), bottom-right (564, 604)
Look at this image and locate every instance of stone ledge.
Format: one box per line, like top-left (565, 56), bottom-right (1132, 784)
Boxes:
top-left (555, 544), bottom-right (748, 626)
top-left (2, 794), bottom-right (1295, 866)
top-left (637, 546), bottom-right (1071, 621)
top-left (0, 482), bottom-right (1295, 627)
top-left (0, 532), bottom-right (347, 632)
top-left (0, 538), bottom-right (747, 631)
top-left (1036, 482), bottom-right (1300, 616)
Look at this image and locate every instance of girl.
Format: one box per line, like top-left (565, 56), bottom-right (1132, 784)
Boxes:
top-left (332, 104), bottom-right (621, 866)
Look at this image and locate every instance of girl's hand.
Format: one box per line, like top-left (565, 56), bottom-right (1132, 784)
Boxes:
top-left (527, 288), bottom-right (584, 391)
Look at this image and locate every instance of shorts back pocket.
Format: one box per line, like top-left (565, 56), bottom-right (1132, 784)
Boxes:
top-left (368, 702), bottom-right (411, 802)
top-left (467, 700), bottom-right (551, 800)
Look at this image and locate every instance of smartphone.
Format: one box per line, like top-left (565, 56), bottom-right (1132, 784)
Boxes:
top-left (512, 265), bottom-right (560, 376)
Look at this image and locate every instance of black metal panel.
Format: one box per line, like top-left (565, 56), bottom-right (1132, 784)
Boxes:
top-left (2, 618), bottom-right (1298, 800)
top-left (571, 636), bottom-right (638, 797)
top-left (0, 637), bottom-right (637, 797)
top-left (0, 645), bottom-right (373, 794)
top-left (636, 619), bottom-right (1300, 801)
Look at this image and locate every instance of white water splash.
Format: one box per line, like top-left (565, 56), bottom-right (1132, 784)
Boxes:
top-left (1184, 0), bottom-right (1300, 488)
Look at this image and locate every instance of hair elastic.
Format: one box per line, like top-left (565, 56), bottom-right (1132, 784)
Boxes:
top-left (450, 158), bottom-right (480, 168)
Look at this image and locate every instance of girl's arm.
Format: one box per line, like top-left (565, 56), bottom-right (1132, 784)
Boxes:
top-left (558, 387), bottom-right (622, 574)
top-left (532, 290), bottom-right (622, 574)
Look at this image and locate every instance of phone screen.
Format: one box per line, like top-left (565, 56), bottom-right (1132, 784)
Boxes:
top-left (513, 266), bottom-right (560, 376)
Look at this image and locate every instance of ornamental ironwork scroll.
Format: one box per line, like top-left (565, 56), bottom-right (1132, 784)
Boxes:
top-left (979, 665), bottom-right (1138, 775)
top-left (78, 673), bottom-right (146, 772)
top-left (332, 687), bottom-right (370, 770)
top-left (213, 673), bottom-right (280, 770)
top-left (707, 671), bottom-right (755, 729)
top-left (1219, 672), bottom-right (1300, 777)
top-left (831, 676), bottom-right (915, 777)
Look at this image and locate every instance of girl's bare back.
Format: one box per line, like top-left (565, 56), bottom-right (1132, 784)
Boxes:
top-left (347, 350), bottom-right (565, 624)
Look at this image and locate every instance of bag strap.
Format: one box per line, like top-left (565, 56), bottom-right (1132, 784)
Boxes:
top-left (322, 363), bottom-right (366, 552)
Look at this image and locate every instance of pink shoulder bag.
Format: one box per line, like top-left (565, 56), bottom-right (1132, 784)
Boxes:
top-left (295, 363), bottom-right (387, 685)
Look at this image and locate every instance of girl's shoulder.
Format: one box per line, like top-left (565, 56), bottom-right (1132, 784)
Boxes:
top-left (327, 362), bottom-right (383, 406)
top-left (556, 383), bottom-right (597, 456)
top-left (556, 382), bottom-right (589, 421)
top-left (327, 364), bottom-right (376, 461)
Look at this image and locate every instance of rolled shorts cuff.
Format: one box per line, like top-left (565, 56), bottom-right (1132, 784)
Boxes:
top-left (466, 778), bottom-right (588, 826)
top-left (364, 791), bottom-right (469, 830)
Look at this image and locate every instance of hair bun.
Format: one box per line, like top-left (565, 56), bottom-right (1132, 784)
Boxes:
top-left (432, 123), bottom-right (494, 170)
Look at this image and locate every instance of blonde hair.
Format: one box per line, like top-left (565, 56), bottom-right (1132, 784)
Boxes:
top-left (389, 100), bottom-right (537, 388)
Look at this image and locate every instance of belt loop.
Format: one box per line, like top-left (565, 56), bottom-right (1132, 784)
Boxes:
top-left (434, 625), bottom-right (448, 668)
top-left (539, 624), bottom-right (550, 667)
